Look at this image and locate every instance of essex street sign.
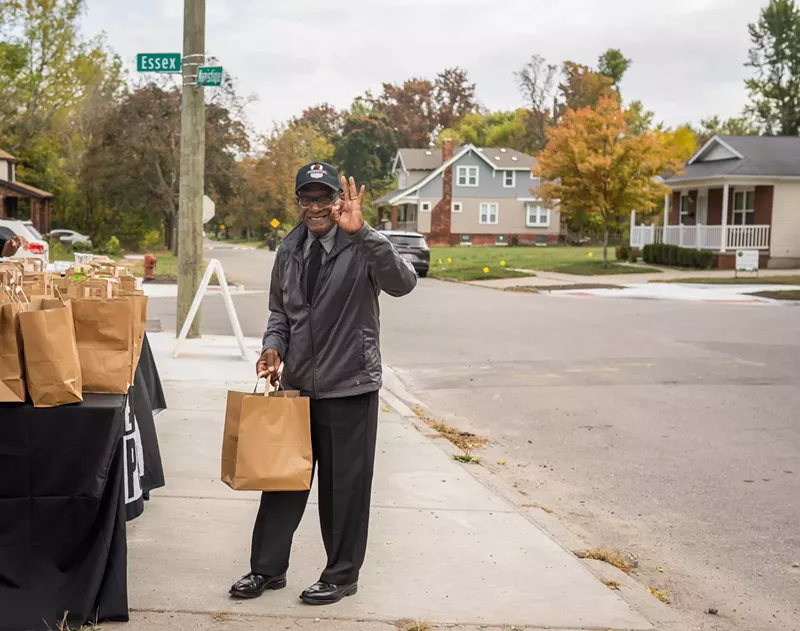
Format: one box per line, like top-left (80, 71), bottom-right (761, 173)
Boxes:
top-left (197, 66), bottom-right (223, 87)
top-left (137, 53), bottom-right (182, 74)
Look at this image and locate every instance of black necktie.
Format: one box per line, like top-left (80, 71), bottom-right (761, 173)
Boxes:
top-left (306, 238), bottom-right (323, 304)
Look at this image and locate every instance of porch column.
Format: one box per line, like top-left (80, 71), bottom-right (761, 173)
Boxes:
top-left (663, 193), bottom-right (669, 226)
top-left (390, 205), bottom-right (398, 230)
top-left (720, 183), bottom-right (729, 253)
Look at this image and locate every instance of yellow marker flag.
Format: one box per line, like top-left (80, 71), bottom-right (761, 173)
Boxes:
top-left (500, 260), bottom-right (506, 267)
top-left (483, 267), bottom-right (490, 274)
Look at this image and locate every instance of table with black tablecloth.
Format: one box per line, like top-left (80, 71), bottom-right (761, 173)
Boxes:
top-left (0, 334), bottom-right (166, 631)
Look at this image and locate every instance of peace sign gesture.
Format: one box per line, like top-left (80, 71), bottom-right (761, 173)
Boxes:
top-left (332, 175), bottom-right (366, 235)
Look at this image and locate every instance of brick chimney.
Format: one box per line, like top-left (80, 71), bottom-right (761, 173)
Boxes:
top-left (428, 138), bottom-right (454, 245)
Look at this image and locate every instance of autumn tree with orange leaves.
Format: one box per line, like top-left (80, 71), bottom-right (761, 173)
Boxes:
top-left (534, 94), bottom-right (685, 266)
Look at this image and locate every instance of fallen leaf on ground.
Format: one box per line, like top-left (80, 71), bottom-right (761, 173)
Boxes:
top-left (647, 586), bottom-right (671, 604)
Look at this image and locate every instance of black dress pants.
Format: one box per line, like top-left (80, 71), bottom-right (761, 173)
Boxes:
top-left (249, 390), bottom-right (379, 585)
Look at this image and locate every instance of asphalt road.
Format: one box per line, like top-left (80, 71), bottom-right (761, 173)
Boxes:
top-left (149, 244), bottom-right (800, 631)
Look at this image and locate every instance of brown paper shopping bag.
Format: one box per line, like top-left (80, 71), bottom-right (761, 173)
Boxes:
top-left (19, 298), bottom-right (83, 408)
top-left (0, 299), bottom-right (26, 402)
top-left (128, 295), bottom-right (148, 380)
top-left (71, 298), bottom-right (134, 394)
top-left (222, 382), bottom-right (312, 491)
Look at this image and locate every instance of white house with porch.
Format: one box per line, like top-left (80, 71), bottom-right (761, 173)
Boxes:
top-left (631, 135), bottom-right (800, 269)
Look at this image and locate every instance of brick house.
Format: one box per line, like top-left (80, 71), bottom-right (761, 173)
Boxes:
top-left (374, 139), bottom-right (563, 246)
top-left (630, 135), bottom-right (800, 269)
top-left (0, 148), bottom-right (54, 233)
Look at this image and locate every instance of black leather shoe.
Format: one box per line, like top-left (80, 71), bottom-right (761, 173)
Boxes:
top-left (300, 581), bottom-right (358, 605)
top-left (229, 572), bottom-right (287, 598)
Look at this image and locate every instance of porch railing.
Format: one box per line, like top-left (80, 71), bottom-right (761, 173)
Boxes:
top-left (726, 225), bottom-right (770, 250)
top-left (630, 224), bottom-right (770, 251)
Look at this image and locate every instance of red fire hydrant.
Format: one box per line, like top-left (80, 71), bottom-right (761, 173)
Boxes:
top-left (144, 253), bottom-right (157, 281)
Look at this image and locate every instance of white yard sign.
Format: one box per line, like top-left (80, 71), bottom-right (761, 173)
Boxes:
top-left (736, 250), bottom-right (759, 273)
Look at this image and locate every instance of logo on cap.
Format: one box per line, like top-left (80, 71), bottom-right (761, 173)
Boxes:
top-left (309, 163), bottom-right (325, 179)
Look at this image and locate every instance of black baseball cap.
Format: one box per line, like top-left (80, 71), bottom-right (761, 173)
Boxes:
top-left (295, 162), bottom-right (342, 194)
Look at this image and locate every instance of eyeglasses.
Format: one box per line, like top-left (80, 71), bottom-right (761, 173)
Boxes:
top-left (297, 194), bottom-right (340, 209)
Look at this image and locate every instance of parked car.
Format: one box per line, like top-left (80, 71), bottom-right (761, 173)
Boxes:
top-left (49, 228), bottom-right (93, 249)
top-left (383, 230), bottom-right (430, 277)
top-left (0, 219), bottom-right (50, 261)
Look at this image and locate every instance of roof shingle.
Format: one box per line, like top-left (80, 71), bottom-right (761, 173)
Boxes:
top-left (667, 135), bottom-right (800, 182)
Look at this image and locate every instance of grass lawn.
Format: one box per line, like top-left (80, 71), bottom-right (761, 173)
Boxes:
top-left (428, 246), bottom-right (660, 279)
top-left (750, 290), bottom-right (800, 301)
top-left (126, 250), bottom-right (179, 281)
top-left (654, 275), bottom-right (800, 285)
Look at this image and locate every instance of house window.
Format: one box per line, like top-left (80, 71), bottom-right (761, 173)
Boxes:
top-left (503, 170), bottom-right (515, 187)
top-left (420, 201), bottom-right (432, 213)
top-left (680, 194), bottom-right (690, 225)
top-left (398, 171), bottom-right (407, 188)
top-left (451, 201), bottom-right (463, 213)
top-left (457, 165), bottom-right (479, 187)
top-left (733, 189), bottom-right (755, 225)
top-left (526, 203), bottom-right (550, 227)
top-left (479, 203), bottom-right (498, 225)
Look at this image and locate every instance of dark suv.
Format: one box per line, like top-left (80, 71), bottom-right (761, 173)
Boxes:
top-left (384, 231), bottom-right (430, 278)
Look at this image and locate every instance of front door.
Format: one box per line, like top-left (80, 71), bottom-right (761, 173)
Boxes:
top-left (697, 195), bottom-right (708, 225)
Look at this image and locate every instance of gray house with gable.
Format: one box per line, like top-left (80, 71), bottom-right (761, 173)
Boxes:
top-left (375, 140), bottom-right (563, 246)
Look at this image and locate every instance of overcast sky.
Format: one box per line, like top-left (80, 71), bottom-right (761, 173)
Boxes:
top-left (82, 0), bottom-right (766, 135)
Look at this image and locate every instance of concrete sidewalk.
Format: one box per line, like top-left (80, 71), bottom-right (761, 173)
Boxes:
top-left (123, 333), bottom-right (652, 631)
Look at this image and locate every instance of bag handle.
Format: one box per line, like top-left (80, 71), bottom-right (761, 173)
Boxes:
top-left (253, 375), bottom-right (285, 396)
top-left (14, 285), bottom-right (30, 306)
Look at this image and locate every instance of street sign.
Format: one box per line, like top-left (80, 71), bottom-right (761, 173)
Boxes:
top-left (202, 195), bottom-right (215, 224)
top-left (270, 218), bottom-right (280, 229)
top-left (736, 249), bottom-right (759, 273)
top-left (137, 53), bottom-right (182, 73)
top-left (197, 66), bottom-right (223, 87)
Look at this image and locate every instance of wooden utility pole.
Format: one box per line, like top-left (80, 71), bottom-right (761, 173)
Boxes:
top-left (176, 0), bottom-right (206, 338)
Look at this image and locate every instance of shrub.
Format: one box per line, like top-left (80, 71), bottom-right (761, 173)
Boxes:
top-left (668, 245), bottom-right (680, 266)
top-left (72, 240), bottom-right (91, 253)
top-left (629, 248), bottom-right (641, 263)
top-left (642, 244), bottom-right (652, 264)
top-left (695, 250), bottom-right (714, 269)
top-left (141, 230), bottom-right (162, 251)
top-left (617, 244), bottom-right (630, 262)
top-left (103, 236), bottom-right (121, 256)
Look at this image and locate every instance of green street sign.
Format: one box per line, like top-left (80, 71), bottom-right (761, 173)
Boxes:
top-left (137, 53), bottom-right (182, 73)
top-left (197, 66), bottom-right (223, 87)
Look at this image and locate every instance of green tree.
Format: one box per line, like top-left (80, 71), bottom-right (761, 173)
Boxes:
top-left (333, 104), bottom-right (397, 191)
top-left (745, 0), bottom-right (800, 135)
top-left (598, 48), bottom-right (631, 93)
top-left (695, 115), bottom-right (760, 145)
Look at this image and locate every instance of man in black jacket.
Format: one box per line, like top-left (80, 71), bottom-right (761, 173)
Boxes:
top-left (230, 163), bottom-right (417, 605)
